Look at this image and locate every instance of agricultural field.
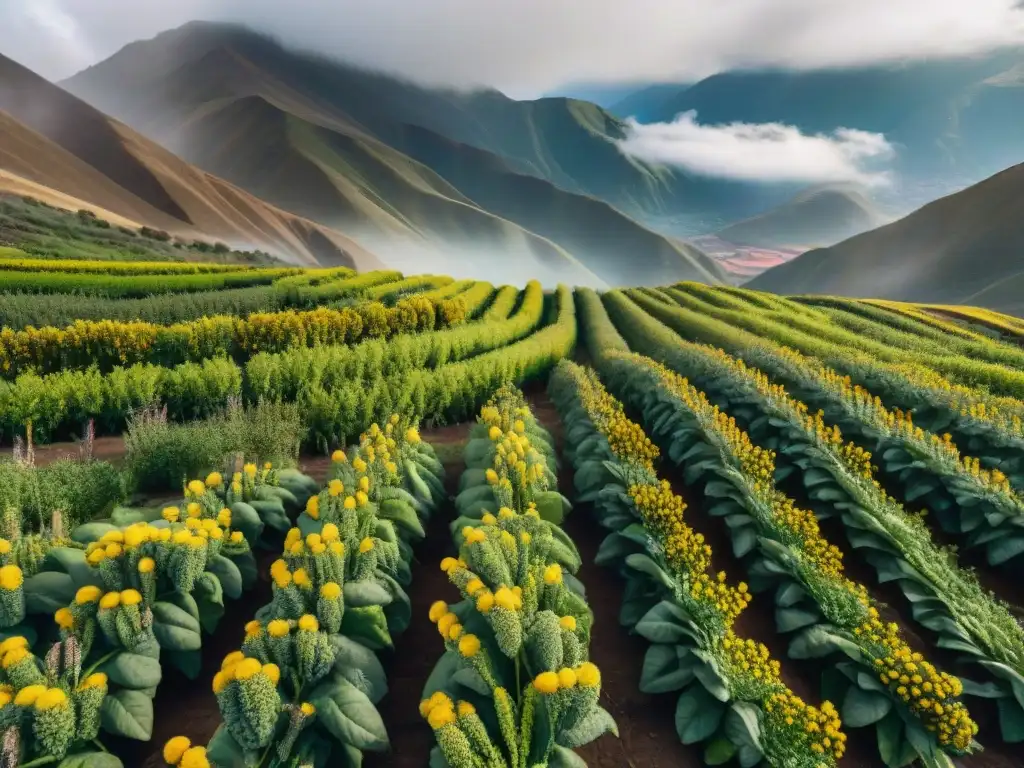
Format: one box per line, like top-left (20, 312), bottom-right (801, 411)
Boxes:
top-left (3, 252), bottom-right (1024, 768)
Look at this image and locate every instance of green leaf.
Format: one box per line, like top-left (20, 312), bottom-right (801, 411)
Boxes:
top-left (640, 645), bottom-right (695, 694)
top-left (331, 635), bottom-right (389, 704)
top-left (534, 491), bottom-right (567, 524)
top-left (57, 754), bottom-right (124, 768)
top-left (41, 547), bottom-right (103, 589)
top-left (703, 738), bottom-right (737, 765)
top-left (876, 712), bottom-right (909, 768)
top-left (230, 550), bottom-right (258, 590)
top-left (378, 499), bottom-right (425, 539)
top-left (636, 601), bottom-right (696, 644)
top-left (776, 607), bottom-right (819, 633)
top-left (843, 686), bottom-right (893, 727)
top-left (988, 536), bottom-right (1024, 566)
top-left (97, 651), bottom-right (162, 689)
top-left (152, 601), bottom-right (202, 652)
top-left (723, 702), bottom-right (763, 768)
top-left (165, 650), bottom-right (202, 680)
top-left (23, 571), bottom-right (75, 615)
top-left (558, 705), bottom-right (618, 748)
top-left (548, 745), bottom-right (588, 768)
top-left (341, 605), bottom-right (392, 650)
top-left (313, 677), bottom-right (389, 752)
top-left (71, 522), bottom-right (119, 544)
top-left (344, 581), bottom-right (393, 608)
top-left (998, 696), bottom-right (1024, 743)
top-left (206, 724), bottom-right (248, 768)
top-left (194, 572), bottom-right (225, 634)
top-left (207, 555), bottom-right (243, 601)
top-left (100, 689), bottom-right (154, 740)
top-left (675, 685), bottom-right (725, 744)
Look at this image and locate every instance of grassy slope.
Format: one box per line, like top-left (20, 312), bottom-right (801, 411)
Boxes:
top-left (747, 163), bottom-right (1024, 314)
top-left (61, 22), bottom-right (726, 286)
top-left (0, 52), bottom-right (382, 268)
top-left (716, 185), bottom-right (888, 249)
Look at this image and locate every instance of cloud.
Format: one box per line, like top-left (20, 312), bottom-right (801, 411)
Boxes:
top-left (617, 112), bottom-right (896, 186)
top-left (1, 0), bottom-right (1024, 94)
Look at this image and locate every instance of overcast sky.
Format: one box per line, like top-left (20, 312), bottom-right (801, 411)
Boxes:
top-left (3, 0), bottom-right (1024, 96)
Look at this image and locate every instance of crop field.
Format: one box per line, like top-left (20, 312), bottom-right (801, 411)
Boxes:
top-left (3, 254), bottom-right (1024, 768)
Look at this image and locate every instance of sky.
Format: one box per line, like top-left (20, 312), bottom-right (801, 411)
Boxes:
top-left (4, 0), bottom-right (1024, 95)
top-left (3, 0), bottom-right (1023, 187)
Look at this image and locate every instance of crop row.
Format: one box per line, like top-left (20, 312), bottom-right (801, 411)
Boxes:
top-left (550, 358), bottom-right (846, 766)
top-left (0, 254), bottom-right (261, 275)
top-left (655, 286), bottom-right (1024, 398)
top-left (581, 294), bottom-right (980, 766)
top-left (0, 454), bottom-right (324, 766)
top-left (0, 268), bottom-right (305, 298)
top-left (163, 416), bottom-right (447, 766)
top-left (631, 289), bottom-right (1024, 497)
top-left (0, 294), bottom-right (470, 377)
top-left (422, 386), bottom-right (614, 767)
top-left (600, 288), bottom-right (1024, 744)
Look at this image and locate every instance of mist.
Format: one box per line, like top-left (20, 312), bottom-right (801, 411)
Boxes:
top-left (4, 0), bottom-right (1024, 95)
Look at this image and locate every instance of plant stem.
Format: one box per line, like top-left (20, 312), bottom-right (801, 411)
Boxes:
top-left (82, 649), bottom-right (118, 678)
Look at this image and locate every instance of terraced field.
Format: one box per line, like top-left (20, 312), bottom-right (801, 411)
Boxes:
top-left (2, 254), bottom-right (1023, 767)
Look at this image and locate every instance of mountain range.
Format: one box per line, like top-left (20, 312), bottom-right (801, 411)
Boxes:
top-left (747, 162), bottom-right (1024, 315)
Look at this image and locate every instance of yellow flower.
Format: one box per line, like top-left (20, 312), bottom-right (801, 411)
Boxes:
top-left (99, 592), bottom-right (121, 610)
top-left (427, 704), bottom-right (456, 729)
top-left (306, 496), bottom-right (320, 519)
top-left (268, 620), bottom-right (290, 638)
top-left (34, 687), bottom-right (68, 710)
top-left (230, 531), bottom-right (244, 543)
top-left (138, 557), bottom-right (156, 574)
top-left (0, 565), bottom-right (23, 591)
top-left (187, 480), bottom-right (206, 496)
top-left (559, 616), bottom-right (577, 632)
top-left (321, 582), bottom-right (342, 600)
top-left (429, 601), bottom-right (448, 622)
top-left (162, 507), bottom-right (180, 523)
top-left (543, 564), bottom-right (562, 585)
top-left (331, 450), bottom-right (346, 463)
top-left (576, 662), bottom-right (601, 688)
top-left (233, 658), bottom-right (262, 681)
top-left (298, 615), bottom-right (319, 632)
top-left (14, 684), bottom-right (46, 707)
top-left (0, 636), bottom-right (27, 655)
top-left (80, 672), bottom-right (107, 690)
top-left (205, 472), bottom-right (223, 487)
top-left (120, 589), bottom-right (143, 606)
top-left (262, 663), bottom-right (281, 685)
top-left (457, 700), bottom-right (476, 717)
top-left (180, 746), bottom-right (210, 768)
top-left (75, 586), bottom-right (102, 604)
top-left (212, 671), bottom-right (229, 694)
top-left (321, 523), bottom-right (339, 542)
top-left (222, 651), bottom-right (245, 670)
top-left (293, 569), bottom-right (311, 588)
top-left (359, 537), bottom-right (374, 553)
top-left (557, 668), bottom-right (577, 689)
top-left (533, 672), bottom-right (560, 694)
top-left (300, 702), bottom-right (316, 716)
top-left (163, 736), bottom-right (191, 764)
top-left (0, 540), bottom-right (9, 555)
top-left (458, 634), bottom-right (481, 657)
top-left (485, 469), bottom-right (498, 484)
top-left (54, 607), bottom-right (75, 629)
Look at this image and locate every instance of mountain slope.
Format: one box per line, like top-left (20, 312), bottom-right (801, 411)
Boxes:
top-left (0, 53), bottom-right (382, 267)
top-left (609, 83), bottom-right (692, 122)
top-left (61, 21), bottom-right (730, 285)
top-left (643, 52), bottom-right (1024, 195)
top-left (716, 185), bottom-right (888, 249)
top-left (746, 163), bottom-right (1024, 314)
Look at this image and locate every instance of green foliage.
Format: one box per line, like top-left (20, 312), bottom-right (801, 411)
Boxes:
top-left (123, 401), bottom-right (303, 493)
top-left (0, 458), bottom-right (125, 533)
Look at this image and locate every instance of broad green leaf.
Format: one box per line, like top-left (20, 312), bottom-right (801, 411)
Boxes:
top-left (675, 685), bottom-right (725, 743)
top-left (100, 689), bottom-right (154, 740)
top-left (843, 686), bottom-right (893, 727)
top-left (640, 645), bottom-right (694, 694)
top-left (331, 634), bottom-right (389, 704)
top-left (206, 725), bottom-right (248, 768)
top-left (97, 652), bottom-right (162, 689)
top-left (344, 581), bottom-right (393, 608)
top-left (548, 745), bottom-right (587, 768)
top-left (57, 754), bottom-right (124, 768)
top-left (23, 571), bottom-right (75, 615)
top-left (313, 677), bottom-right (389, 751)
top-left (636, 601), bottom-right (695, 644)
top-left (704, 738), bottom-right (736, 765)
top-left (341, 605), bottom-right (392, 650)
top-left (207, 555), bottom-right (243, 600)
top-left (152, 601), bottom-right (202, 652)
top-left (41, 547), bottom-right (103, 589)
top-left (557, 705), bottom-right (618, 748)
top-left (194, 572), bottom-right (225, 634)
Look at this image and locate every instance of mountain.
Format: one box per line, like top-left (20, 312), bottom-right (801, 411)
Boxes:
top-left (0, 53), bottom-right (382, 267)
top-left (542, 82), bottom-right (653, 108)
top-left (59, 21), bottom-right (732, 286)
top-left (716, 185), bottom-right (888, 249)
top-left (643, 51), bottom-right (1024, 199)
top-left (610, 83), bottom-right (691, 122)
top-left (746, 163), bottom-right (1024, 315)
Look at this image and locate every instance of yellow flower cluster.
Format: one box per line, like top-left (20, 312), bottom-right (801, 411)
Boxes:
top-left (162, 735), bottom-right (211, 768)
top-left (860, 608), bottom-right (976, 750)
top-left (763, 692), bottom-right (846, 761)
top-left (573, 370), bottom-right (659, 468)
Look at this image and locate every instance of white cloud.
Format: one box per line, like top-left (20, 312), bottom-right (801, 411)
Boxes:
top-left (1, 0), bottom-right (1024, 94)
top-left (616, 112), bottom-right (896, 186)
